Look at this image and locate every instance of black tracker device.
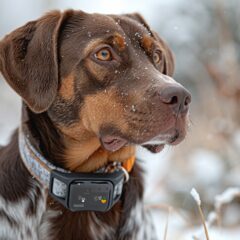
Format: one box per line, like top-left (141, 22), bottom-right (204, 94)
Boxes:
top-left (49, 169), bottom-right (125, 212)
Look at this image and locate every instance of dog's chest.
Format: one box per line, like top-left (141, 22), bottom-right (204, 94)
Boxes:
top-left (0, 179), bottom-right (157, 240)
top-left (41, 200), bottom-right (156, 240)
top-left (0, 181), bottom-right (115, 240)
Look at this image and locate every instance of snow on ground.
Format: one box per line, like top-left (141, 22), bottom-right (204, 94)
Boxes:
top-left (151, 210), bottom-right (240, 240)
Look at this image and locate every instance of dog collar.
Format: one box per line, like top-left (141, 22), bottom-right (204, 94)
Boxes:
top-left (18, 127), bottom-right (136, 212)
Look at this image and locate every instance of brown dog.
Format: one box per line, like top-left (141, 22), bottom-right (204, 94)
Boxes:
top-left (0, 10), bottom-right (191, 240)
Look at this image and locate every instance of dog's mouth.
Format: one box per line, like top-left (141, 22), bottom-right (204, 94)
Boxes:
top-left (100, 129), bottom-right (184, 153)
top-left (141, 144), bottom-right (165, 153)
top-left (142, 130), bottom-right (184, 153)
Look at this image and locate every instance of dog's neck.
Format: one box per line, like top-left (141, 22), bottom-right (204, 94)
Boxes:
top-left (22, 105), bottom-right (136, 173)
top-left (18, 105), bottom-right (145, 239)
top-left (63, 136), bottom-right (136, 172)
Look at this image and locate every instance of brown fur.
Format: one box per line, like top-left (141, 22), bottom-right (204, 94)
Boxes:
top-left (80, 88), bottom-right (128, 134)
top-left (59, 74), bottom-right (75, 100)
top-left (85, 58), bottom-right (110, 82)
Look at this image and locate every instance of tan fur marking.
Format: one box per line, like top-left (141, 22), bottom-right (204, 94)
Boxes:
top-left (113, 33), bottom-right (126, 51)
top-left (75, 147), bottom-right (109, 172)
top-left (142, 35), bottom-right (154, 53)
top-left (58, 120), bottom-right (95, 142)
top-left (108, 146), bottom-right (136, 162)
top-left (59, 74), bottom-right (75, 100)
top-left (65, 141), bottom-right (136, 172)
top-left (61, 127), bottom-right (136, 172)
top-left (64, 136), bottom-right (102, 171)
top-left (77, 145), bottom-right (136, 172)
top-left (81, 88), bottom-right (128, 134)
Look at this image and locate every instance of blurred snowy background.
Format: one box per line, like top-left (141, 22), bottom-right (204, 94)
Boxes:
top-left (0, 0), bottom-right (240, 239)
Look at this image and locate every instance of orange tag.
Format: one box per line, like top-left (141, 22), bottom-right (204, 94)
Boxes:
top-left (122, 156), bottom-right (136, 172)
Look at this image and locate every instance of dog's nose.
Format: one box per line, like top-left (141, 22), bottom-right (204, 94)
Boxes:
top-left (159, 85), bottom-right (191, 115)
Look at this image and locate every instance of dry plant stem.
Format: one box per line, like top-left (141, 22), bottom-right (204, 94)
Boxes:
top-left (163, 207), bottom-right (171, 240)
top-left (216, 208), bottom-right (222, 228)
top-left (197, 205), bottom-right (210, 240)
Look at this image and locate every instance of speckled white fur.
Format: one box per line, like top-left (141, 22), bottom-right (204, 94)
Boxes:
top-left (0, 180), bottom-right (46, 240)
top-left (0, 181), bottom-right (157, 240)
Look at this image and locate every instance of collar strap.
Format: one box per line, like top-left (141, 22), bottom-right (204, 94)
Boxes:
top-left (18, 128), bottom-right (135, 197)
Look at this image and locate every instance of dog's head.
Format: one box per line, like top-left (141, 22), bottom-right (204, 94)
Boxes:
top-left (0, 10), bottom-right (191, 155)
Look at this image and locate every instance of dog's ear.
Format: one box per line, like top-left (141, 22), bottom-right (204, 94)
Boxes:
top-left (0, 10), bottom-right (72, 113)
top-left (124, 13), bottom-right (175, 76)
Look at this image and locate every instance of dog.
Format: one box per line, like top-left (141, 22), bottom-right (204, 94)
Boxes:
top-left (0, 10), bottom-right (191, 240)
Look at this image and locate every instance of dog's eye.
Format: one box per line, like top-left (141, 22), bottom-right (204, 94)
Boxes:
top-left (153, 51), bottom-right (163, 64)
top-left (95, 48), bottom-right (112, 61)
